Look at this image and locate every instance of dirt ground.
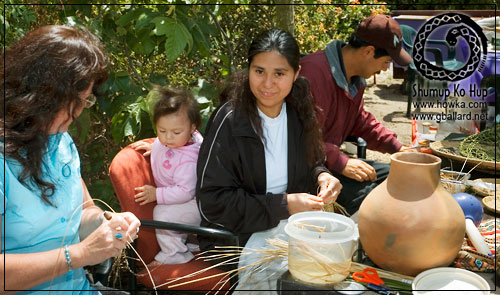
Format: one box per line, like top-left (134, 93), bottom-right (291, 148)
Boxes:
top-left (356, 65), bottom-right (412, 163)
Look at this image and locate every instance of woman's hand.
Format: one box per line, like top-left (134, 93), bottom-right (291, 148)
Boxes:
top-left (317, 172), bottom-right (342, 204)
top-left (75, 211), bottom-right (140, 267)
top-left (287, 193), bottom-right (324, 215)
top-left (134, 185), bottom-right (157, 205)
top-left (130, 141), bottom-right (153, 157)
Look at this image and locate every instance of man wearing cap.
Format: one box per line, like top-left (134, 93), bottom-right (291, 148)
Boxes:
top-left (300, 14), bottom-right (412, 214)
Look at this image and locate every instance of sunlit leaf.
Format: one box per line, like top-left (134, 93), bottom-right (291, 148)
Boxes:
top-left (151, 16), bottom-right (175, 36)
top-left (164, 23), bottom-right (188, 61)
top-left (135, 12), bottom-right (153, 31)
top-left (178, 21), bottom-right (193, 53)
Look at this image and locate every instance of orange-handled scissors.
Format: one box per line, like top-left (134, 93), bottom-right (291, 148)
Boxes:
top-left (352, 267), bottom-right (385, 286)
top-left (352, 267), bottom-right (399, 295)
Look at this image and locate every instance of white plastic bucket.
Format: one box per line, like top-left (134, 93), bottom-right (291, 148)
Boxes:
top-left (284, 212), bottom-right (359, 285)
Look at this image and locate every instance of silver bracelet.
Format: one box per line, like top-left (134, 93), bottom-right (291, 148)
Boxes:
top-left (63, 245), bottom-right (73, 271)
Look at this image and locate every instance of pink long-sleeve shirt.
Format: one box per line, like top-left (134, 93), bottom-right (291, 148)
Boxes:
top-left (151, 131), bottom-right (203, 205)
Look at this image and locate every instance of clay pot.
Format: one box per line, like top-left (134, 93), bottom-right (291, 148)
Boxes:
top-left (358, 152), bottom-right (465, 276)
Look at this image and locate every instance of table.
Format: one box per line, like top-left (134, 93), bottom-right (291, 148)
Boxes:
top-left (275, 208), bottom-right (498, 294)
top-left (235, 199), bottom-right (498, 294)
top-left (277, 272), bottom-right (498, 294)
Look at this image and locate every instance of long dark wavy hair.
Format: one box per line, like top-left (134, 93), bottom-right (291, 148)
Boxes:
top-left (223, 29), bottom-right (325, 167)
top-left (1, 25), bottom-right (109, 205)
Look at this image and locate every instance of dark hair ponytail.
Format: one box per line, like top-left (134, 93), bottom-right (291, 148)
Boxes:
top-left (285, 76), bottom-right (325, 166)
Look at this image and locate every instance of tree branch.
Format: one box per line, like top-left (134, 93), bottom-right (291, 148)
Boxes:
top-left (202, 5), bottom-right (236, 74)
top-left (124, 43), bottom-right (146, 88)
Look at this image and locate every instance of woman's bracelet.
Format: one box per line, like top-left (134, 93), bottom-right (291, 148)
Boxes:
top-left (63, 245), bottom-right (73, 271)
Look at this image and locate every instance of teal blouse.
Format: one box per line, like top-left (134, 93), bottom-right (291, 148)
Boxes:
top-left (1, 132), bottom-right (94, 294)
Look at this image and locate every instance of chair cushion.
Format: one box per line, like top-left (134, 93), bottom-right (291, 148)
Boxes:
top-left (110, 139), bottom-right (232, 292)
top-left (109, 138), bottom-right (159, 264)
top-left (136, 259), bottom-right (231, 292)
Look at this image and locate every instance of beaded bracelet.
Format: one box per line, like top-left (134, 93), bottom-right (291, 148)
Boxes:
top-left (63, 245), bottom-right (73, 271)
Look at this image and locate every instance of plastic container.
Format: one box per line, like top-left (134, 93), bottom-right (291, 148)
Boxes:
top-left (284, 212), bottom-right (359, 286)
top-left (440, 169), bottom-right (471, 194)
top-left (421, 122), bottom-right (431, 134)
top-left (412, 267), bottom-right (490, 294)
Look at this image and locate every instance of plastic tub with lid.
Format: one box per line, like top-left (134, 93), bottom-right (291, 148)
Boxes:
top-left (284, 212), bottom-right (359, 286)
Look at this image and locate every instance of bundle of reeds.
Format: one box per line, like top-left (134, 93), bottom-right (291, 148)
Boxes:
top-left (161, 237), bottom-right (414, 294)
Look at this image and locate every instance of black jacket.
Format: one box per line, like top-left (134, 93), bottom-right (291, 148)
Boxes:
top-left (195, 101), bottom-right (329, 250)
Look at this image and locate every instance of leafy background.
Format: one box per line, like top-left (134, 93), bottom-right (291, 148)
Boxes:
top-left (2, 1), bottom-right (496, 211)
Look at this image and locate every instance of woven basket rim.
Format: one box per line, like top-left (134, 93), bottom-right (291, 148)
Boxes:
top-left (429, 140), bottom-right (498, 172)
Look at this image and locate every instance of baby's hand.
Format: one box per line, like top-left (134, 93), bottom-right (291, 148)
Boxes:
top-left (130, 141), bottom-right (153, 157)
top-left (134, 185), bottom-right (157, 205)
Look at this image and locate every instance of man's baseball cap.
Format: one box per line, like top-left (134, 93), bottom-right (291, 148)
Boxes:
top-left (355, 15), bottom-right (412, 66)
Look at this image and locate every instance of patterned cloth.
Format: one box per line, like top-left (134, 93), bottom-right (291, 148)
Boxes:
top-left (452, 219), bottom-right (498, 272)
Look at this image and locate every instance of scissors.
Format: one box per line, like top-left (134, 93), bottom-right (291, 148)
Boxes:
top-left (352, 267), bottom-right (399, 295)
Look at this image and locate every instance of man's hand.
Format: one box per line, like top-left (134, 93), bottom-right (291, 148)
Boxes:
top-left (399, 145), bottom-right (417, 152)
top-left (341, 159), bottom-right (376, 182)
top-left (134, 185), bottom-right (157, 205)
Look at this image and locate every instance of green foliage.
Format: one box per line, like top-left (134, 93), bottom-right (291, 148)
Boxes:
top-left (387, 0), bottom-right (497, 10)
top-left (4, 3), bottom-right (392, 212)
top-left (295, 1), bottom-right (389, 54)
top-left (217, 5), bottom-right (275, 70)
top-left (1, 1), bottom-right (37, 45)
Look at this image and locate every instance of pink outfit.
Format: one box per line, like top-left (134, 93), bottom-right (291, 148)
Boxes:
top-left (151, 131), bottom-right (203, 264)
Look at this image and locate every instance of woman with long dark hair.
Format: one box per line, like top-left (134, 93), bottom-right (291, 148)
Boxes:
top-left (1, 25), bottom-right (140, 293)
top-left (196, 29), bottom-right (342, 259)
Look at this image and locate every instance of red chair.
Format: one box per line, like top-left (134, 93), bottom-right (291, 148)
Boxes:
top-left (109, 138), bottom-right (238, 293)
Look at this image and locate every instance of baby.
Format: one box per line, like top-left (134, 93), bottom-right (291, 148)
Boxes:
top-left (132, 87), bottom-right (202, 265)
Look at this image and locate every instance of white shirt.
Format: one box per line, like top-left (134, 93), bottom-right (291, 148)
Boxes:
top-left (257, 102), bottom-right (288, 194)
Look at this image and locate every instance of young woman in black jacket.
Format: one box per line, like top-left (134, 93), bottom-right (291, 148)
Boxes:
top-left (195, 29), bottom-right (342, 255)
